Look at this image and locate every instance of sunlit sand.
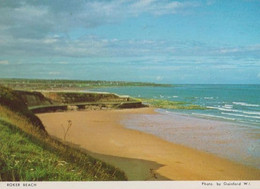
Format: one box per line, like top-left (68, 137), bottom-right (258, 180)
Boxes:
top-left (38, 108), bottom-right (260, 180)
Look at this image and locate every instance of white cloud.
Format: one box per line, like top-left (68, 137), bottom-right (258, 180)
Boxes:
top-left (43, 38), bottom-right (58, 44)
top-left (1, 32), bottom-right (260, 59)
top-left (156, 76), bottom-right (163, 81)
top-left (0, 1), bottom-right (259, 65)
top-left (58, 61), bottom-right (68, 65)
top-left (0, 60), bottom-right (9, 65)
top-left (220, 46), bottom-right (259, 53)
top-left (206, 0), bottom-right (216, 5)
top-left (130, 0), bottom-right (185, 15)
top-left (0, 0), bottom-right (205, 59)
top-left (219, 48), bottom-right (240, 54)
top-left (0, 0), bottom-right (199, 40)
top-left (49, 71), bottom-right (60, 75)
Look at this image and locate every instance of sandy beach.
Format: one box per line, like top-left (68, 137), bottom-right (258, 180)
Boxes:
top-left (37, 108), bottom-right (260, 180)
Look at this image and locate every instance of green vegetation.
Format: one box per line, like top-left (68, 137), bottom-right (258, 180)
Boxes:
top-left (0, 85), bottom-right (45, 131)
top-left (0, 85), bottom-right (126, 181)
top-left (0, 78), bottom-right (173, 91)
top-left (139, 98), bottom-right (207, 110)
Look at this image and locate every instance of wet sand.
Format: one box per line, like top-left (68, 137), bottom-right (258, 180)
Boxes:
top-left (37, 108), bottom-right (260, 180)
top-left (122, 110), bottom-right (260, 169)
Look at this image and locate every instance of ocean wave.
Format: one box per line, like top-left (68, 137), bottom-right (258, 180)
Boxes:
top-left (223, 104), bottom-right (233, 109)
top-left (241, 111), bottom-right (260, 116)
top-left (192, 113), bottom-right (236, 121)
top-left (204, 97), bottom-right (214, 100)
top-left (172, 96), bottom-right (178, 98)
top-left (207, 106), bottom-right (238, 112)
top-left (221, 112), bottom-right (260, 119)
top-left (207, 106), bottom-right (260, 116)
top-left (232, 102), bottom-right (259, 107)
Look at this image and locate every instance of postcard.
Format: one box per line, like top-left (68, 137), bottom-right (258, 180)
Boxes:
top-left (0, 1), bottom-right (259, 189)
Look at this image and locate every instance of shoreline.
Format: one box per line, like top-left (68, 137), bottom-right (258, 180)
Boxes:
top-left (37, 107), bottom-right (260, 180)
top-left (123, 108), bottom-right (260, 169)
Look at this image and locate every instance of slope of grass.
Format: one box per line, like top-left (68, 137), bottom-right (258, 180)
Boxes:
top-left (0, 119), bottom-right (89, 181)
top-left (0, 85), bottom-right (127, 181)
top-left (0, 106), bottom-right (126, 181)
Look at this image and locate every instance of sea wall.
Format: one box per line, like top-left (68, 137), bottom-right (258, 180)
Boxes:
top-left (13, 90), bottom-right (146, 113)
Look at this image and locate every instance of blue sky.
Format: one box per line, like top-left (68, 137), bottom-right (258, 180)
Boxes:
top-left (0, 0), bottom-right (259, 84)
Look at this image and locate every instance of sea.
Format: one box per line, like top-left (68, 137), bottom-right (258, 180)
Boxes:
top-left (90, 85), bottom-right (260, 168)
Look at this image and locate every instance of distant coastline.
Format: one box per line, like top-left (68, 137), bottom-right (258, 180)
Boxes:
top-left (0, 78), bottom-right (173, 91)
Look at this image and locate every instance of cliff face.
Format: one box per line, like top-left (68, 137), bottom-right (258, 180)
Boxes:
top-left (14, 90), bottom-right (53, 107)
top-left (0, 86), bottom-right (46, 131)
top-left (13, 90), bottom-right (129, 106)
top-left (42, 92), bottom-right (128, 104)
